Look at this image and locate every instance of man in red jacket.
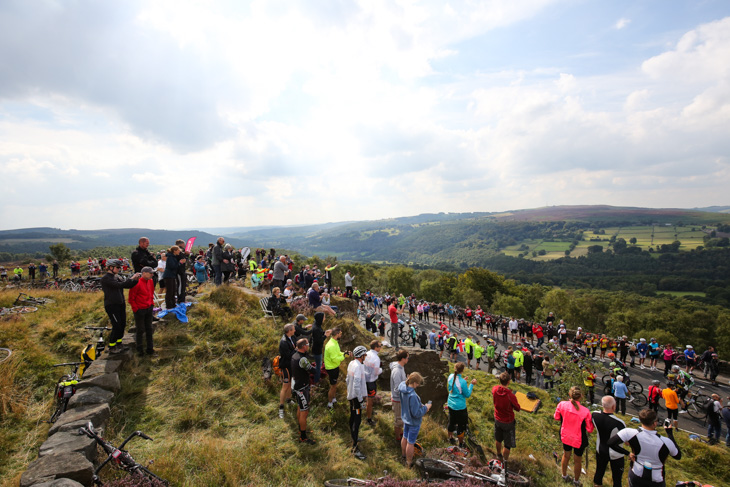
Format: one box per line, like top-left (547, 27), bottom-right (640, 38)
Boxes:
top-left (492, 371), bottom-right (521, 465)
top-left (129, 266), bottom-right (156, 356)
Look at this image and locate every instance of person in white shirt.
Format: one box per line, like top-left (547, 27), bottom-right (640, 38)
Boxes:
top-left (156, 253), bottom-right (166, 292)
top-left (347, 346), bottom-right (369, 460)
top-left (363, 340), bottom-right (383, 426)
top-left (509, 318), bottom-right (519, 341)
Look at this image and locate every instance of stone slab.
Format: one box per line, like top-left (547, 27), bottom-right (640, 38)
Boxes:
top-left (39, 431), bottom-right (98, 461)
top-left (67, 386), bottom-right (114, 410)
top-left (49, 403), bottom-right (110, 436)
top-left (20, 452), bottom-right (93, 487)
top-left (75, 373), bottom-right (120, 393)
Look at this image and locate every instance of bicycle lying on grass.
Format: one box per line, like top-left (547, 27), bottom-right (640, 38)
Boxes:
top-left (14, 292), bottom-right (55, 306)
top-left (0, 305), bottom-right (38, 317)
top-left (415, 458), bottom-right (529, 486)
top-left (78, 421), bottom-right (168, 486)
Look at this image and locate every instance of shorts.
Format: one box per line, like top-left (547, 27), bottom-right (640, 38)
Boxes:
top-left (403, 423), bottom-right (421, 445)
top-left (666, 408), bottom-right (678, 420)
top-left (494, 420), bottom-right (516, 449)
top-left (639, 352), bottom-right (646, 359)
top-left (686, 358), bottom-right (695, 366)
top-left (366, 381), bottom-right (377, 397)
top-left (467, 352), bottom-right (473, 360)
top-left (439, 344), bottom-right (444, 351)
top-left (393, 401), bottom-right (403, 428)
top-left (447, 407), bottom-right (469, 435)
top-left (326, 367), bottom-right (340, 385)
top-left (280, 367), bottom-right (291, 384)
top-left (563, 442), bottom-right (586, 457)
top-left (293, 387), bottom-right (310, 411)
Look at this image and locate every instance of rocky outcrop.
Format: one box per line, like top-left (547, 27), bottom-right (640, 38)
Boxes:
top-left (378, 346), bottom-right (450, 414)
top-left (19, 333), bottom-right (137, 486)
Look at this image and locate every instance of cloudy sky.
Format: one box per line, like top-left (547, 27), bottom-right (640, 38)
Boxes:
top-left (1, 0), bottom-right (729, 230)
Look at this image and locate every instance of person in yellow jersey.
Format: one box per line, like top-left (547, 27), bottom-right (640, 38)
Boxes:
top-left (512, 345), bottom-right (524, 383)
top-left (583, 367), bottom-right (597, 405)
top-left (464, 336), bottom-right (475, 369)
top-left (324, 327), bottom-right (353, 409)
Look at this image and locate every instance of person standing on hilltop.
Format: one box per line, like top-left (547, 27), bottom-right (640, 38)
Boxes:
top-left (131, 237), bottom-right (158, 274)
top-left (175, 239), bottom-right (189, 303)
top-left (344, 270), bottom-right (355, 298)
top-left (271, 255), bottom-right (288, 293)
top-left (211, 237), bottom-right (224, 286)
top-left (101, 259), bottom-right (140, 354)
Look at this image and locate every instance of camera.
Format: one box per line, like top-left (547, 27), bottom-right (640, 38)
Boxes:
top-left (663, 418), bottom-right (672, 428)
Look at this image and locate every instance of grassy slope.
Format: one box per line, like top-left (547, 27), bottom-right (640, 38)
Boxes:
top-left (1, 287), bottom-right (729, 487)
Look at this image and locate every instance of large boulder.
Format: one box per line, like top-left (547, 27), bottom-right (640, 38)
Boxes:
top-left (39, 431), bottom-right (98, 460)
top-left (75, 373), bottom-right (121, 393)
top-left (377, 346), bottom-right (449, 414)
top-left (20, 452), bottom-right (93, 487)
top-left (67, 386), bottom-right (114, 410)
top-left (48, 403), bottom-right (110, 436)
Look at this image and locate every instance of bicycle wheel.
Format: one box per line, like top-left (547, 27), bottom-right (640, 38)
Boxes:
top-left (505, 470), bottom-right (530, 487)
top-left (628, 381), bottom-right (643, 394)
top-left (602, 374), bottom-right (611, 385)
top-left (415, 458), bottom-right (457, 479)
top-left (673, 355), bottom-right (685, 366)
top-left (0, 348), bottom-right (11, 363)
top-left (631, 394), bottom-right (648, 408)
top-left (10, 306), bottom-right (38, 314)
top-left (685, 400), bottom-right (706, 419)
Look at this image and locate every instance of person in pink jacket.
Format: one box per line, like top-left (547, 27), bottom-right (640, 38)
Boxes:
top-left (554, 386), bottom-right (594, 486)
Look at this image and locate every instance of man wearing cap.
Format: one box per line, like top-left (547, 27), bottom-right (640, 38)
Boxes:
top-left (294, 314), bottom-right (313, 339)
top-left (128, 266), bottom-right (157, 356)
top-left (648, 338), bottom-right (661, 371)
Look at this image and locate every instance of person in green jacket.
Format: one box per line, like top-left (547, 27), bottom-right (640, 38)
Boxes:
top-left (324, 327), bottom-right (353, 409)
top-left (512, 347), bottom-right (524, 383)
top-left (473, 339), bottom-right (484, 371)
top-left (486, 340), bottom-right (496, 374)
top-left (464, 337), bottom-right (475, 369)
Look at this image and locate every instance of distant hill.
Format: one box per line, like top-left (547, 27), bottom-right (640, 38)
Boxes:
top-left (2, 205), bottom-right (729, 264)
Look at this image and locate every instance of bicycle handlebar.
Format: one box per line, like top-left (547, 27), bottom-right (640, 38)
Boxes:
top-left (53, 361), bottom-right (88, 367)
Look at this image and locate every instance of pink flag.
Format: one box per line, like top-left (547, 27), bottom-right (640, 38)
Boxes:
top-left (184, 237), bottom-right (196, 253)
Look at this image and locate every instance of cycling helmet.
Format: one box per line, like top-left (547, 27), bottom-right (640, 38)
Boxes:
top-left (640, 338), bottom-right (646, 342)
top-left (668, 381), bottom-right (676, 387)
top-left (106, 259), bottom-right (122, 268)
top-left (609, 362), bottom-right (617, 368)
top-left (488, 459), bottom-right (504, 474)
top-left (672, 365), bottom-right (680, 372)
top-left (353, 346), bottom-right (367, 358)
top-left (686, 345), bottom-right (693, 349)
top-left (652, 380), bottom-right (660, 385)
top-left (607, 352), bottom-right (615, 359)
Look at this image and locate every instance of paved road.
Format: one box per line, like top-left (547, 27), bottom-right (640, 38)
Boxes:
top-left (370, 311), bottom-right (727, 437)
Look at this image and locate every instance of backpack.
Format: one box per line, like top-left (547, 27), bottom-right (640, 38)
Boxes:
top-left (272, 355), bottom-right (283, 377)
top-left (648, 385), bottom-right (661, 403)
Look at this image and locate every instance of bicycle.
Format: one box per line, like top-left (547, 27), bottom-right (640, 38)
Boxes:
top-left (682, 386), bottom-right (711, 420)
top-left (416, 457), bottom-right (529, 486)
top-left (0, 305), bottom-right (38, 317)
top-left (14, 292), bottom-right (56, 306)
top-left (78, 421), bottom-right (169, 486)
top-left (601, 372), bottom-right (643, 394)
top-left (0, 348), bottom-right (11, 363)
top-left (48, 361), bottom-right (86, 423)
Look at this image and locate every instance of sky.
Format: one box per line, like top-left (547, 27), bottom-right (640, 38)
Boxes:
top-left (1, 0), bottom-right (729, 230)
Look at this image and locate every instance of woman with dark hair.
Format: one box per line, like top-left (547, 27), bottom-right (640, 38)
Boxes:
top-left (221, 244), bottom-right (235, 283)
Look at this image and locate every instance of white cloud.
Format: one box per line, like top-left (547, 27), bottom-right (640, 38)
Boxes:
top-left (0, 4), bottom-right (729, 229)
top-left (615, 18), bottom-right (631, 30)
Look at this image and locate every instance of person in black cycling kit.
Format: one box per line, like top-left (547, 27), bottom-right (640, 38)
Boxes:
top-left (278, 324), bottom-right (296, 419)
top-left (592, 396), bottom-right (628, 487)
top-left (291, 338), bottom-right (316, 444)
top-left (608, 409), bottom-right (681, 487)
top-left (101, 259), bottom-right (140, 354)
